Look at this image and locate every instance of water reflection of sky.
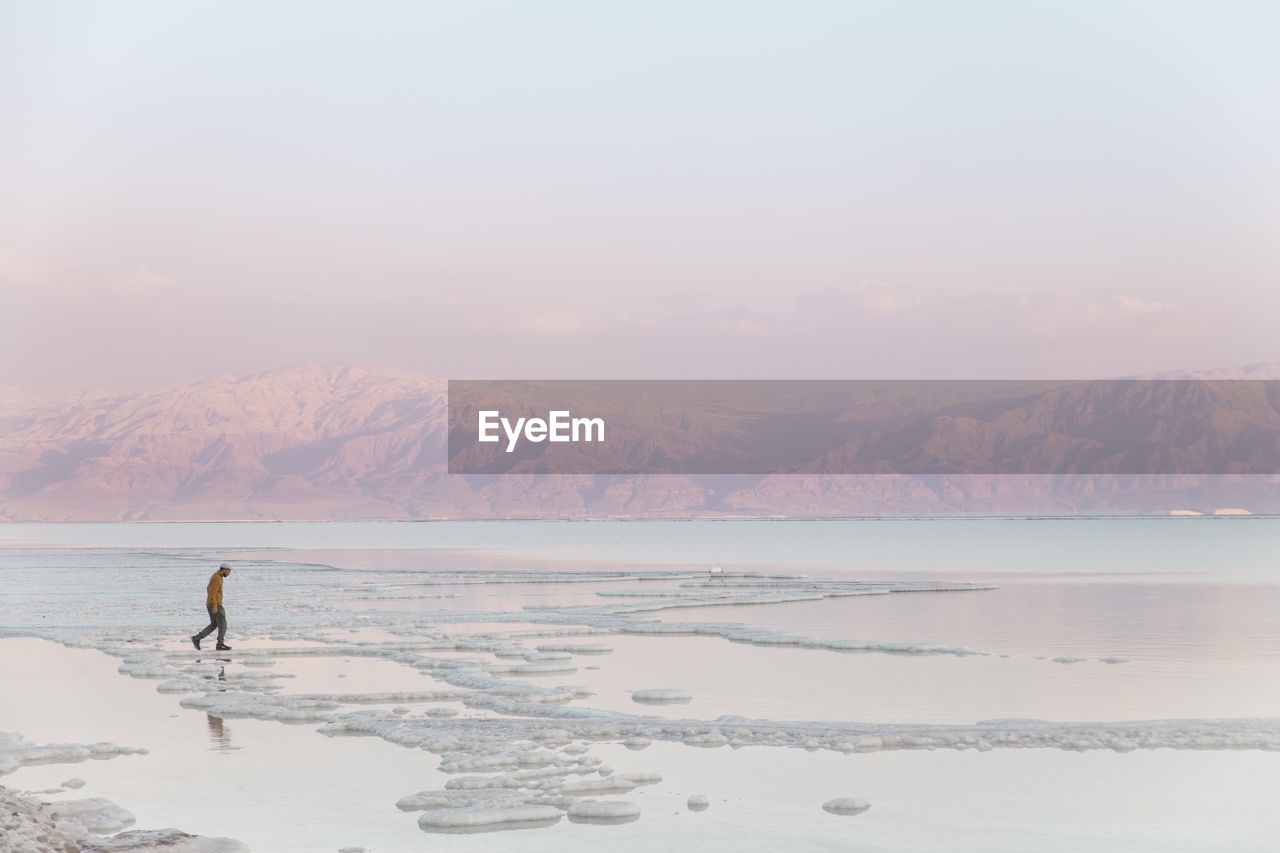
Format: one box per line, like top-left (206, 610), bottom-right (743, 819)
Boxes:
top-left (3, 519), bottom-right (1279, 852)
top-left (559, 630), bottom-right (1280, 723)
top-left (7, 517), bottom-right (1278, 580)
top-left (669, 581), bottom-right (1280, 664)
top-left (5, 638), bottom-right (1277, 853)
top-left (339, 579), bottom-right (669, 612)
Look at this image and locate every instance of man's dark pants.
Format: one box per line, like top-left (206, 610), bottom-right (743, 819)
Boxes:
top-left (194, 605), bottom-right (227, 646)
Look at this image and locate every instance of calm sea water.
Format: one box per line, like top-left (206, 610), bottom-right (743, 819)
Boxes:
top-left (2, 518), bottom-right (1278, 852)
top-left (3, 515), bottom-right (1278, 576)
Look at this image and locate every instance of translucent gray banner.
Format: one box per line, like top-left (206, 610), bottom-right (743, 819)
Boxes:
top-left (447, 380), bottom-right (1280, 475)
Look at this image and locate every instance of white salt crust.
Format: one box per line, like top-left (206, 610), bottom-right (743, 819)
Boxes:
top-left (822, 797), bottom-right (871, 815)
top-left (0, 737), bottom-right (245, 852)
top-left (5, 561), bottom-right (1273, 838)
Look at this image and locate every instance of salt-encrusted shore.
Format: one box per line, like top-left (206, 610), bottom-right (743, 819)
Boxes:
top-left (0, 786), bottom-right (246, 852)
top-left (5, 551), bottom-right (1279, 844)
top-left (0, 732), bottom-right (245, 853)
top-left (0, 786), bottom-right (247, 853)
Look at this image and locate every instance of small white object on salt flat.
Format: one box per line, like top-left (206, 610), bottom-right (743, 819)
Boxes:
top-left (524, 651), bottom-right (572, 662)
top-left (536, 643), bottom-right (613, 654)
top-left (687, 794), bottom-right (710, 811)
top-left (822, 797), bottom-right (871, 815)
top-left (619, 772), bottom-right (661, 785)
top-left (417, 804), bottom-right (561, 831)
top-left (560, 776), bottom-right (638, 795)
top-left (486, 662), bottom-right (577, 675)
top-left (49, 796), bottom-right (137, 834)
top-left (631, 688), bottom-right (692, 704)
top-left (566, 800), bottom-right (641, 823)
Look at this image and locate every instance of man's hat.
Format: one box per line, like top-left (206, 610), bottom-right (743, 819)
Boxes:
top-left (219, 562), bottom-right (232, 570)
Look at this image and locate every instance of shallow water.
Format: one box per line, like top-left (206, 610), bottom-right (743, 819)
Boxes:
top-left (3, 515), bottom-right (1276, 573)
top-left (0, 639), bottom-right (442, 851)
top-left (2, 518), bottom-right (1278, 851)
top-left (4, 639), bottom-right (1278, 852)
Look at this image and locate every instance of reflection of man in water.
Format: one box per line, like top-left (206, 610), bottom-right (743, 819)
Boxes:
top-left (191, 563), bottom-right (233, 651)
top-left (207, 714), bottom-right (232, 750)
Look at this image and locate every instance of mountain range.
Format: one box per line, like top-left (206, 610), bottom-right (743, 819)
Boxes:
top-left (2, 363), bottom-right (1279, 521)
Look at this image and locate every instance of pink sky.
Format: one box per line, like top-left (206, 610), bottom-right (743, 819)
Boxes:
top-left (3, 253), bottom-right (1271, 384)
top-left (3, 3), bottom-right (1277, 385)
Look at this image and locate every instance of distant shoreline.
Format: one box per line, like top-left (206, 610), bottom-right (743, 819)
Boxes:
top-left (1, 512), bottom-right (1275, 525)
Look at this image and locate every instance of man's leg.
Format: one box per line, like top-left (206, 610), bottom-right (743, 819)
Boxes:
top-left (195, 606), bottom-right (218, 641)
top-left (214, 606), bottom-right (228, 647)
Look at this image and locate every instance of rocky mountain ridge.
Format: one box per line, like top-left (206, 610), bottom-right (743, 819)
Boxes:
top-left (2, 363), bottom-right (1278, 520)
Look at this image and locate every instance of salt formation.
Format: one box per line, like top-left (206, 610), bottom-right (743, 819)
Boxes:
top-left (822, 797), bottom-right (871, 815)
top-left (5, 551), bottom-right (1275, 840)
top-left (536, 643), bottom-right (613, 654)
top-left (687, 794), bottom-right (710, 811)
top-left (417, 804), bottom-right (562, 833)
top-left (0, 735), bottom-right (245, 852)
top-left (566, 800), bottom-right (641, 824)
top-left (561, 777), bottom-right (638, 795)
top-left (0, 732), bottom-right (148, 777)
top-left (632, 688), bottom-right (693, 704)
top-left (83, 829), bottom-right (249, 851)
top-left (49, 797), bottom-right (136, 834)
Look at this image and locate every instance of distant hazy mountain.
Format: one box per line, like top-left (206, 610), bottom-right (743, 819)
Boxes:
top-left (1136, 362), bottom-right (1280, 380)
top-left (1, 363), bottom-right (1278, 521)
top-left (0, 364), bottom-right (450, 521)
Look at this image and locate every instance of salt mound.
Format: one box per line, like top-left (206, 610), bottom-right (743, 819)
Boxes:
top-left (566, 800), bottom-right (641, 824)
top-left (619, 772), bottom-right (661, 785)
top-left (687, 794), bottom-right (710, 811)
top-left (631, 688), bottom-right (692, 704)
top-left (0, 786), bottom-right (247, 853)
top-left (684, 731), bottom-right (729, 748)
top-left (422, 707), bottom-right (459, 718)
top-left (0, 734), bottom-right (148, 777)
top-left (524, 651), bottom-right (572, 662)
top-left (486, 662), bottom-right (577, 675)
top-left (83, 829), bottom-right (249, 851)
top-left (54, 797), bottom-right (137, 834)
top-left (822, 797), bottom-right (871, 816)
top-left (560, 776), bottom-right (638, 795)
top-left (417, 804), bottom-right (561, 833)
top-left (536, 643), bottom-right (613, 654)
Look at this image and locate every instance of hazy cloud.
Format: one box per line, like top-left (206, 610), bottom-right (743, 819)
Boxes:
top-left (1, 248), bottom-right (1272, 385)
top-left (2, 4), bottom-right (1276, 385)
top-left (515, 309), bottom-right (587, 336)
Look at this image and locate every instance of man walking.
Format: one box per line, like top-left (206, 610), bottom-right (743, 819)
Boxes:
top-left (192, 562), bottom-right (233, 651)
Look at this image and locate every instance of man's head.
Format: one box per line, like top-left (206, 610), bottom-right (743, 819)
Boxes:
top-left (219, 562), bottom-right (232, 577)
